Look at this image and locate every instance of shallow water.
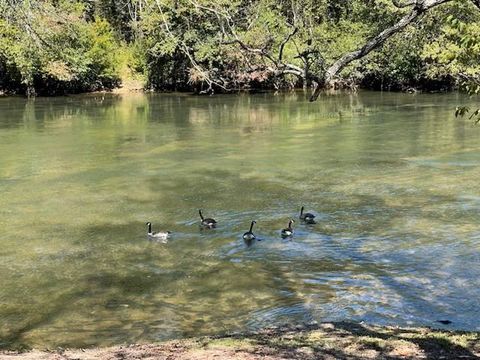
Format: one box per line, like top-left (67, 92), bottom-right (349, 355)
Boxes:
top-left (0, 91), bottom-right (479, 349)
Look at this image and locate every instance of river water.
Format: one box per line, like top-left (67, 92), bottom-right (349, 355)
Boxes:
top-left (0, 91), bottom-right (479, 348)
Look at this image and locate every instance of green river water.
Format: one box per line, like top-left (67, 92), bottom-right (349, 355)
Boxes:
top-left (0, 91), bottom-right (479, 349)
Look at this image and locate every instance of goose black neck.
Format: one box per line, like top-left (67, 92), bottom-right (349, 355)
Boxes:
top-left (249, 221), bottom-right (255, 232)
top-left (288, 220), bottom-right (293, 229)
top-left (300, 206), bottom-right (304, 216)
top-left (147, 223), bottom-right (152, 233)
top-left (199, 209), bottom-right (204, 220)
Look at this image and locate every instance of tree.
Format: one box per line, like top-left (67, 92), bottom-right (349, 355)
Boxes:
top-left (0, 0), bottom-right (121, 96)
top-left (1, 0), bottom-right (479, 96)
top-left (444, 4), bottom-right (480, 124)
top-left (155, 0), bottom-right (480, 100)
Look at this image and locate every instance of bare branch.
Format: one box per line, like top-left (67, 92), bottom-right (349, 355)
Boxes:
top-left (154, 0), bottom-right (229, 92)
top-left (391, 0), bottom-right (417, 8)
top-left (221, 39), bottom-right (276, 64)
top-left (268, 67), bottom-right (301, 77)
top-left (189, 0), bottom-right (299, 74)
top-left (278, 26), bottom-right (298, 62)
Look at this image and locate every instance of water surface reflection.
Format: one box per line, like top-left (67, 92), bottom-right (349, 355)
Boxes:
top-left (0, 91), bottom-right (479, 348)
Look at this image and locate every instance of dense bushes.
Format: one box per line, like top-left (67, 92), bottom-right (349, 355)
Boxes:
top-left (0, 1), bottom-right (120, 95)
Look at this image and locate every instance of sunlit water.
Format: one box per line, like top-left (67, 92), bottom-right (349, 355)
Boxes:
top-left (0, 91), bottom-right (479, 349)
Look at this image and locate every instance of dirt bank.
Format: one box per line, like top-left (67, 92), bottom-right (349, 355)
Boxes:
top-left (1, 322), bottom-right (479, 360)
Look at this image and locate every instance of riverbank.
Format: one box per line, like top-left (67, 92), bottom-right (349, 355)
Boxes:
top-left (1, 322), bottom-right (479, 360)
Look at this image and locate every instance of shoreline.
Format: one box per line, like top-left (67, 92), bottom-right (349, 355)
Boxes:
top-left (1, 322), bottom-right (479, 359)
top-left (0, 85), bottom-right (466, 99)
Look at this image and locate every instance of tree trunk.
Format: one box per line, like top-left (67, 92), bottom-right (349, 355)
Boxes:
top-left (26, 85), bottom-right (36, 98)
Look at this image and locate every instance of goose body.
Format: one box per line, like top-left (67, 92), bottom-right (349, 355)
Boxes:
top-left (199, 209), bottom-right (217, 228)
top-left (146, 222), bottom-right (171, 240)
top-left (281, 219), bottom-right (295, 238)
top-left (299, 206), bottom-right (316, 224)
top-left (243, 220), bottom-right (256, 241)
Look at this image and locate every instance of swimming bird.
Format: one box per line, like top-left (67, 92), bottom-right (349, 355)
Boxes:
top-left (199, 209), bottom-right (217, 228)
top-left (281, 219), bottom-right (295, 238)
top-left (299, 206), bottom-right (316, 224)
top-left (146, 222), bottom-right (171, 240)
top-left (243, 220), bottom-right (256, 241)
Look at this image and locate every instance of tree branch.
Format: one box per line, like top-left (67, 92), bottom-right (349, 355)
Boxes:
top-left (391, 0), bottom-right (417, 8)
top-left (310, 0), bottom-right (452, 101)
top-left (154, 0), bottom-right (229, 92)
top-left (278, 26), bottom-right (298, 62)
top-left (189, 0), bottom-right (308, 84)
top-left (471, 0), bottom-right (480, 9)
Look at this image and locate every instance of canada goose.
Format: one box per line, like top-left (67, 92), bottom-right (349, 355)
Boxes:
top-left (299, 206), bottom-right (316, 224)
top-left (243, 220), bottom-right (256, 241)
top-left (146, 222), bottom-right (171, 240)
top-left (281, 219), bottom-right (295, 238)
top-left (199, 209), bottom-right (217, 228)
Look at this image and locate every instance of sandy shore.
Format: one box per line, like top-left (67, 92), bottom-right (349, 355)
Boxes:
top-left (1, 322), bottom-right (479, 359)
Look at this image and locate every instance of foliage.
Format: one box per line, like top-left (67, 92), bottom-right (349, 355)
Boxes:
top-left (0, 0), bottom-right (480, 95)
top-left (0, 0), bottom-right (120, 95)
top-left (422, 3), bottom-right (480, 92)
top-left (433, 2), bottom-right (480, 124)
top-left (455, 106), bottom-right (480, 124)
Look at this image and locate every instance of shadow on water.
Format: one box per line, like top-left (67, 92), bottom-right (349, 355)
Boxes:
top-left (0, 290), bottom-right (86, 350)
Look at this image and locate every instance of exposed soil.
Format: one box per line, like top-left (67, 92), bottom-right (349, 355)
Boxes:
top-left (1, 322), bottom-right (479, 360)
top-left (111, 79), bottom-right (145, 94)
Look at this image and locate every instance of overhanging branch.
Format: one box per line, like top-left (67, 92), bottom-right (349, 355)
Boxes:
top-left (309, 0), bottom-right (453, 101)
top-left (391, 0), bottom-right (417, 8)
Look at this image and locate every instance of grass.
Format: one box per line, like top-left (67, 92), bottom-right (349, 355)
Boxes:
top-left (1, 322), bottom-right (479, 359)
